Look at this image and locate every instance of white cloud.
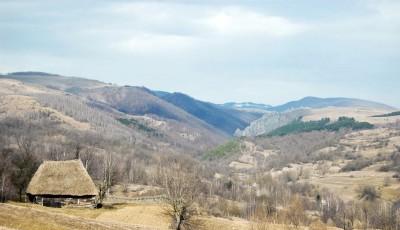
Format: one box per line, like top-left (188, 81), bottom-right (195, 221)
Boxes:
top-left (103, 3), bottom-right (308, 54)
top-left (202, 7), bottom-right (308, 37)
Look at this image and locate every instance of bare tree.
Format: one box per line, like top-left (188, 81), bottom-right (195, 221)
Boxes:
top-left (161, 162), bottom-right (201, 230)
top-left (285, 195), bottom-right (307, 228)
top-left (357, 185), bottom-right (380, 201)
top-left (103, 152), bottom-right (114, 195)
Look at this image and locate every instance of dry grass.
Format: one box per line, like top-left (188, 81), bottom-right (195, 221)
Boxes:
top-left (96, 204), bottom-right (170, 229)
top-left (0, 227), bottom-right (18, 230)
top-left (0, 203), bottom-right (151, 230)
top-left (0, 95), bottom-right (90, 130)
top-left (1, 202), bottom-right (339, 230)
top-left (199, 216), bottom-right (250, 230)
top-left (339, 128), bottom-right (399, 158)
top-left (0, 79), bottom-right (48, 95)
top-left (302, 107), bottom-right (399, 125)
top-left (304, 169), bottom-right (400, 202)
top-left (199, 217), bottom-right (340, 230)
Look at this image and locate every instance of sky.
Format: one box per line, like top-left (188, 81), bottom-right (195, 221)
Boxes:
top-left (0, 0), bottom-right (399, 107)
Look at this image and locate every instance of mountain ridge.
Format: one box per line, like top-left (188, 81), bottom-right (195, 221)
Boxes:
top-left (0, 72), bottom-right (262, 136)
top-left (269, 96), bottom-right (396, 112)
top-left (157, 92), bottom-right (262, 134)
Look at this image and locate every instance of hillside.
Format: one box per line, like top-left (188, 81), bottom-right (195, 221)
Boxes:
top-left (1, 72), bottom-right (261, 136)
top-left (265, 117), bottom-right (374, 137)
top-left (0, 78), bottom-right (225, 156)
top-left (158, 92), bottom-right (262, 134)
top-left (206, 125), bottom-right (400, 202)
top-left (237, 105), bottom-right (398, 137)
top-left (269, 96), bottom-right (396, 112)
top-left (2, 72), bottom-right (108, 90)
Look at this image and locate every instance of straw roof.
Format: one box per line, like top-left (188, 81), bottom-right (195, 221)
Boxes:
top-left (26, 160), bottom-right (97, 197)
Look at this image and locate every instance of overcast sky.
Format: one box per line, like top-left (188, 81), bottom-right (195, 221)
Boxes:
top-left (0, 0), bottom-right (399, 107)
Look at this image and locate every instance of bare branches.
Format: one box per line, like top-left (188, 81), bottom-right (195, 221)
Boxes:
top-left (160, 162), bottom-right (201, 230)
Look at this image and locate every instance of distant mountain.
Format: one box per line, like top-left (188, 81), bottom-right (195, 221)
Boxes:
top-left (156, 92), bottom-right (262, 135)
top-left (1, 72), bottom-right (262, 136)
top-left (2, 71), bottom-right (108, 90)
top-left (269, 96), bottom-right (396, 112)
top-left (222, 102), bottom-right (272, 112)
top-left (79, 86), bottom-right (191, 121)
top-left (236, 96), bottom-right (397, 137)
top-left (0, 73), bottom-right (227, 153)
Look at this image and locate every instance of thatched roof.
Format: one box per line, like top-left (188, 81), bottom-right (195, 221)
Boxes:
top-left (26, 160), bottom-right (97, 197)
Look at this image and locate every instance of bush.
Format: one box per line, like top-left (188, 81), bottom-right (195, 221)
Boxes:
top-left (357, 185), bottom-right (381, 201)
top-left (379, 164), bottom-right (391, 172)
top-left (203, 140), bottom-right (240, 160)
top-left (340, 158), bottom-right (373, 172)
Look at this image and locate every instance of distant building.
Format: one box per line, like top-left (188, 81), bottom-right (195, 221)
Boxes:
top-left (26, 160), bottom-right (98, 207)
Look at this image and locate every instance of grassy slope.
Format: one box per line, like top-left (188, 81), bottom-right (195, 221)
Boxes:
top-left (0, 203), bottom-right (150, 230)
top-left (203, 140), bottom-right (240, 160)
top-left (0, 203), bottom-right (338, 230)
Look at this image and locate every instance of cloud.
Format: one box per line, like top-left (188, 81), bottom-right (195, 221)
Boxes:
top-left (201, 7), bottom-right (308, 37)
top-left (101, 3), bottom-right (308, 54)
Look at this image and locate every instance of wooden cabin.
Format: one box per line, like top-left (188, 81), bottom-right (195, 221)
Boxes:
top-left (26, 160), bottom-right (98, 207)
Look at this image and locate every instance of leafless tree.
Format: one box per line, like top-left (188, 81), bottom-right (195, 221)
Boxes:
top-left (285, 195), bottom-right (307, 228)
top-left (161, 162), bottom-right (202, 230)
top-left (103, 152), bottom-right (114, 195)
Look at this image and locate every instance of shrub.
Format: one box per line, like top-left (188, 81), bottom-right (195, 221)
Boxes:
top-left (203, 140), bottom-right (240, 160)
top-left (357, 185), bottom-right (381, 201)
top-left (340, 158), bottom-right (372, 172)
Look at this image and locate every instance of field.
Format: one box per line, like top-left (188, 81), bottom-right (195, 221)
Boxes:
top-left (0, 202), bottom-right (342, 230)
top-left (303, 169), bottom-right (400, 201)
top-left (0, 203), bottom-right (149, 230)
top-left (302, 107), bottom-right (400, 125)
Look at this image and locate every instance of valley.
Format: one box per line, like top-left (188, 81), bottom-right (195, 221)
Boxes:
top-left (0, 72), bottom-right (399, 230)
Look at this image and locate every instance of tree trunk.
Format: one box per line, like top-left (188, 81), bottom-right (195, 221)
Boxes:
top-left (19, 188), bottom-right (22, 202)
top-left (0, 174), bottom-right (5, 202)
top-left (176, 215), bottom-right (183, 230)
